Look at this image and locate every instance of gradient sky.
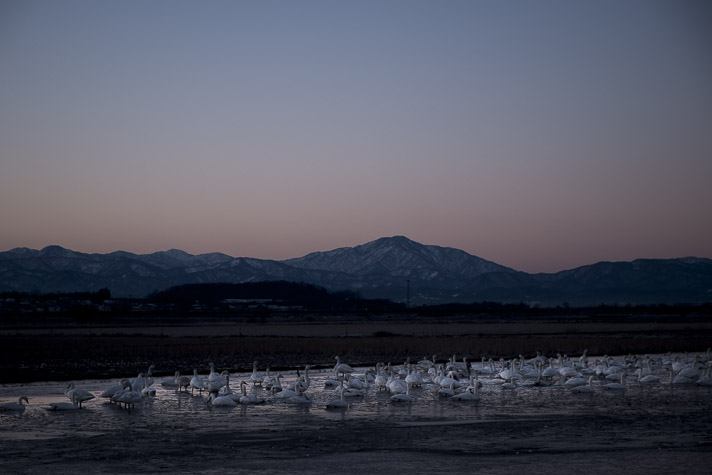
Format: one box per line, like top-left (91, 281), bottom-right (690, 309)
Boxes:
top-left (1, 0), bottom-right (711, 273)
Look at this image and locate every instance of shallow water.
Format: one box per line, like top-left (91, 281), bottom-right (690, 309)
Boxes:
top-left (1, 353), bottom-right (711, 474)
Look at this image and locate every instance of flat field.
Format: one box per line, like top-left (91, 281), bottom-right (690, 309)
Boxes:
top-left (1, 312), bottom-right (711, 383)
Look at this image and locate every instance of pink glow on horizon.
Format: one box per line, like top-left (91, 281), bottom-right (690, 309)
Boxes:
top-left (1, 1), bottom-right (711, 274)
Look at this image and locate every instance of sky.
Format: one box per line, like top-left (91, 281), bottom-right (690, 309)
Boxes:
top-left (1, 0), bottom-right (711, 273)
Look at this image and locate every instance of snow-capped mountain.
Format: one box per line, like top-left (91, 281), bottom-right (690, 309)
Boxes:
top-left (1, 236), bottom-right (711, 305)
top-left (284, 235), bottom-right (513, 279)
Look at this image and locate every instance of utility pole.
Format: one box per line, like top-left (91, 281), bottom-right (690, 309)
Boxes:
top-left (406, 279), bottom-right (410, 309)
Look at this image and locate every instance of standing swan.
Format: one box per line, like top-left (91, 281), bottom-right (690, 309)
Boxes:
top-left (65, 382), bottom-right (95, 408)
top-left (174, 371), bottom-right (191, 392)
top-left (190, 369), bottom-right (205, 395)
top-left (334, 356), bottom-right (354, 379)
top-left (100, 379), bottom-right (130, 399)
top-left (249, 361), bottom-right (265, 387)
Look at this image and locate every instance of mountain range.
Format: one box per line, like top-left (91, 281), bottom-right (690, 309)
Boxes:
top-left (1, 236), bottom-right (711, 305)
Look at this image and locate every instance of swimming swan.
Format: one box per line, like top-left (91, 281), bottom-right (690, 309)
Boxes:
top-left (0, 395), bottom-right (29, 413)
top-left (207, 393), bottom-right (238, 407)
top-left (325, 386), bottom-right (348, 410)
top-left (452, 382), bottom-right (482, 401)
top-left (334, 356), bottom-right (355, 378)
top-left (570, 376), bottom-right (594, 393)
top-left (48, 394), bottom-right (80, 411)
top-left (390, 383), bottom-right (414, 403)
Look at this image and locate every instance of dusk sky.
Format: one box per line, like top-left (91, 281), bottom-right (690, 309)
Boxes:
top-left (1, 0), bottom-right (711, 273)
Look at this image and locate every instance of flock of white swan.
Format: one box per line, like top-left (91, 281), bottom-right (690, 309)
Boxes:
top-left (1, 349), bottom-right (711, 414)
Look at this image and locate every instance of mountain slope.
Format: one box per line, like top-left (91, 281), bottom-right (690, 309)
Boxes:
top-left (284, 235), bottom-right (514, 279)
top-left (1, 238), bottom-right (711, 305)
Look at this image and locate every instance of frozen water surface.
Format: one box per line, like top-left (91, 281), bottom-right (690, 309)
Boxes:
top-left (1, 352), bottom-right (711, 474)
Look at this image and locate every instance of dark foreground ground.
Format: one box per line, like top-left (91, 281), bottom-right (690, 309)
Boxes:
top-left (3, 411), bottom-right (712, 474)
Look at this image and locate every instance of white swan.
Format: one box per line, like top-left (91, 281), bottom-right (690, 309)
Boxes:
top-left (563, 375), bottom-right (589, 387)
top-left (602, 373), bottom-right (626, 390)
top-left (218, 374), bottom-right (242, 402)
top-left (325, 385), bottom-right (348, 410)
top-left (274, 377), bottom-right (299, 399)
top-left (219, 373), bottom-right (234, 396)
top-left (439, 371), bottom-right (459, 389)
top-left (284, 385), bottom-right (311, 405)
top-left (473, 357), bottom-right (495, 376)
top-left (341, 382), bottom-right (366, 397)
top-left (65, 382), bottom-right (95, 407)
top-left (141, 378), bottom-right (157, 397)
top-left (160, 375), bottom-right (178, 389)
top-left (263, 368), bottom-right (277, 390)
top-left (250, 361), bottom-right (265, 387)
top-left (452, 381), bottom-right (482, 401)
top-left (334, 356), bottom-right (354, 378)
top-left (207, 392), bottom-right (237, 407)
top-left (110, 380), bottom-right (132, 405)
top-left (386, 372), bottom-right (407, 394)
top-left (696, 363), bottom-right (712, 386)
top-left (0, 395), bottom-right (29, 413)
top-left (542, 359), bottom-right (559, 381)
top-left (373, 364), bottom-right (387, 391)
top-left (635, 368), bottom-right (661, 384)
top-left (207, 362), bottom-right (223, 385)
top-left (295, 365), bottom-right (312, 393)
top-left (100, 379), bottom-right (130, 399)
top-left (438, 381), bottom-right (456, 398)
top-left (239, 381), bottom-right (265, 404)
top-left (570, 376), bottom-right (594, 393)
top-left (130, 372), bottom-right (147, 392)
top-left (270, 373), bottom-right (284, 393)
top-left (174, 371), bottom-right (191, 392)
top-left (345, 374), bottom-right (365, 390)
top-left (405, 364), bottom-right (424, 387)
top-left (207, 370), bottom-right (229, 396)
top-left (116, 387), bottom-right (142, 411)
top-left (48, 393), bottom-right (80, 411)
top-left (144, 365), bottom-right (156, 387)
top-left (677, 366), bottom-right (701, 380)
top-left (190, 369), bottom-right (205, 395)
top-left (498, 359), bottom-right (522, 382)
top-left (390, 383), bottom-right (414, 403)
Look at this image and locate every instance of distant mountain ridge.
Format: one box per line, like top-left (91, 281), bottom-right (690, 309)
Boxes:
top-left (1, 236), bottom-right (711, 305)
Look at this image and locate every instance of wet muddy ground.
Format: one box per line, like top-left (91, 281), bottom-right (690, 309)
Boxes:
top-left (1, 353), bottom-right (711, 474)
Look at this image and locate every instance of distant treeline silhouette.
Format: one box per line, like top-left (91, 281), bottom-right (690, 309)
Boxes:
top-left (2, 282), bottom-right (710, 317)
top-left (415, 300), bottom-right (712, 317)
top-left (0, 288), bottom-right (111, 303)
top-left (149, 281), bottom-right (403, 311)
